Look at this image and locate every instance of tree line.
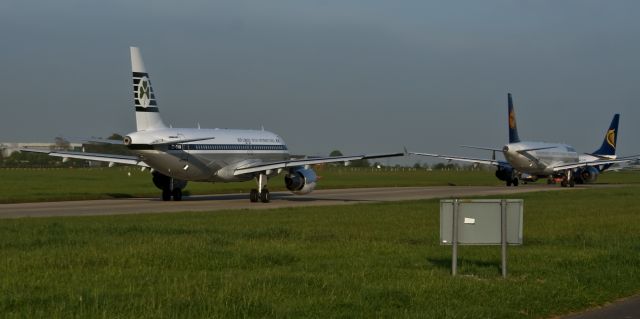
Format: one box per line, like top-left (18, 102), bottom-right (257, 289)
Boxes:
top-left (0, 134), bottom-right (129, 168)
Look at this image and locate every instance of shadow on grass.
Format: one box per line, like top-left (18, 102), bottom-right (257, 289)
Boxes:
top-left (427, 257), bottom-right (502, 275)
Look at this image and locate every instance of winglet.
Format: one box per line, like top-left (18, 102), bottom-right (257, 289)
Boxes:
top-left (593, 114), bottom-right (619, 156)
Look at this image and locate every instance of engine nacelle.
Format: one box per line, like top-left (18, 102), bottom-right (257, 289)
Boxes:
top-left (284, 168), bottom-right (317, 195)
top-left (152, 171), bottom-right (187, 190)
top-left (495, 166), bottom-right (514, 181)
top-left (519, 172), bottom-right (538, 183)
top-left (575, 167), bottom-right (599, 184)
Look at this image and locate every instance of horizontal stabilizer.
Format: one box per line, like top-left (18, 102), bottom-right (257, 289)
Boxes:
top-left (516, 146), bottom-right (556, 154)
top-left (20, 148), bottom-right (149, 167)
top-left (583, 153), bottom-right (616, 160)
top-left (148, 136), bottom-right (218, 146)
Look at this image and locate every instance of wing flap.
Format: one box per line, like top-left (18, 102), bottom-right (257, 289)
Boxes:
top-left (410, 152), bottom-right (504, 167)
top-left (234, 152), bottom-right (404, 175)
top-left (460, 145), bottom-right (503, 152)
top-left (551, 159), bottom-right (629, 171)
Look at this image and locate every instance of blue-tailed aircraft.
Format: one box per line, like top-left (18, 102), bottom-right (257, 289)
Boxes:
top-left (411, 94), bottom-right (627, 187)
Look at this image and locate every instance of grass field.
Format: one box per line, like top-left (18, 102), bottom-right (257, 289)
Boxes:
top-left (1, 185), bottom-right (640, 318)
top-left (1, 167), bottom-right (640, 203)
top-left (0, 167), bottom-right (500, 203)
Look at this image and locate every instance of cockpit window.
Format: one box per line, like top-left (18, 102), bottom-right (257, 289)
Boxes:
top-left (566, 146), bottom-right (576, 152)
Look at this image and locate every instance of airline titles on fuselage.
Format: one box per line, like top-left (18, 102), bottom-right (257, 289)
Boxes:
top-left (237, 137), bottom-right (280, 144)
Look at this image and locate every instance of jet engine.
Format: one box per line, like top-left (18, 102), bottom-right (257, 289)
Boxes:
top-left (284, 167), bottom-right (317, 195)
top-left (575, 166), bottom-right (599, 184)
top-left (495, 166), bottom-right (514, 181)
top-left (519, 172), bottom-right (538, 183)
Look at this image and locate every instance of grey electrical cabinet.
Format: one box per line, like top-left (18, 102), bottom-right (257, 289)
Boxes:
top-left (440, 199), bottom-right (523, 245)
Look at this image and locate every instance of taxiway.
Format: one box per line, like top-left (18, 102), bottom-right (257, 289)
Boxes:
top-left (0, 185), bottom-right (575, 218)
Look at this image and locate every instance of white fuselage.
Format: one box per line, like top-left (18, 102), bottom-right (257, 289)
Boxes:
top-left (502, 142), bottom-right (578, 175)
top-left (126, 128), bottom-right (289, 182)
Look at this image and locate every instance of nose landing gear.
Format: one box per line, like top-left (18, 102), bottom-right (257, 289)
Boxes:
top-left (249, 173), bottom-right (270, 203)
top-left (560, 170), bottom-right (575, 188)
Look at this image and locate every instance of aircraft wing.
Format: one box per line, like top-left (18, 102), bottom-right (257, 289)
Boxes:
top-left (551, 159), bottom-right (630, 171)
top-left (410, 152), bottom-right (506, 167)
top-left (20, 148), bottom-right (149, 167)
top-left (234, 152), bottom-right (404, 175)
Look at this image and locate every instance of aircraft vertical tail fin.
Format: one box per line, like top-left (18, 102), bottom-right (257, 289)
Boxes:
top-left (131, 46), bottom-right (166, 131)
top-left (508, 93), bottom-right (521, 143)
top-left (593, 114), bottom-right (619, 156)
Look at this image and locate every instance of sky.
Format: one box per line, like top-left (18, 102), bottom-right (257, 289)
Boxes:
top-left (1, 1), bottom-right (639, 165)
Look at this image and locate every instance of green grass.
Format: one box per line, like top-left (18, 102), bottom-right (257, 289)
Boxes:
top-left (0, 167), bottom-right (499, 203)
top-left (2, 167), bottom-right (640, 203)
top-left (1, 186), bottom-right (640, 318)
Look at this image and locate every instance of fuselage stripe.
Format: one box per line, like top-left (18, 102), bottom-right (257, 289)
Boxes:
top-left (168, 144), bottom-right (288, 151)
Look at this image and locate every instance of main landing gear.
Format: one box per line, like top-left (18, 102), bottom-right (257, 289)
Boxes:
top-left (506, 177), bottom-right (519, 187)
top-left (152, 171), bottom-right (187, 201)
top-left (560, 170), bottom-right (575, 188)
top-left (249, 173), bottom-right (270, 203)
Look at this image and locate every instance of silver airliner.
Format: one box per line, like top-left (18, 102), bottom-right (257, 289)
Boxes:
top-left (411, 94), bottom-right (627, 187)
top-left (23, 47), bottom-right (403, 202)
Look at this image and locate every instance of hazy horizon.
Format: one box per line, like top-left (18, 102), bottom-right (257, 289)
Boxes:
top-left (1, 1), bottom-right (639, 164)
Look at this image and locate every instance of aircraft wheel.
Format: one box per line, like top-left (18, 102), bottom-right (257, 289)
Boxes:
top-left (560, 180), bottom-right (568, 187)
top-left (249, 189), bottom-right (259, 203)
top-left (172, 188), bottom-right (183, 201)
top-left (162, 188), bottom-right (172, 201)
top-left (260, 189), bottom-right (271, 203)
top-left (569, 180), bottom-right (575, 188)
top-left (506, 180), bottom-right (512, 187)
top-left (512, 178), bottom-right (519, 187)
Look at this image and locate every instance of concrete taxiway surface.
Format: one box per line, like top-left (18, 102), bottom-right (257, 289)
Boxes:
top-left (561, 294), bottom-right (640, 319)
top-left (0, 185), bottom-right (573, 219)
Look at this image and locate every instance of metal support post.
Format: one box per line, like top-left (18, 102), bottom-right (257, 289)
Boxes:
top-left (501, 199), bottom-right (507, 278)
top-left (452, 199), bottom-right (459, 276)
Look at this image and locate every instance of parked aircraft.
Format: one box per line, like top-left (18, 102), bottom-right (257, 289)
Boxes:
top-left (411, 94), bottom-right (627, 187)
top-left (23, 47), bottom-right (403, 202)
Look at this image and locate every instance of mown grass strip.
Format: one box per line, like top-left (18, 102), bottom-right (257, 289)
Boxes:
top-left (0, 185), bottom-right (639, 318)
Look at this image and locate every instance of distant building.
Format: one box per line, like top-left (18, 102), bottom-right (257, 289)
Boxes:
top-left (0, 142), bottom-right (82, 157)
